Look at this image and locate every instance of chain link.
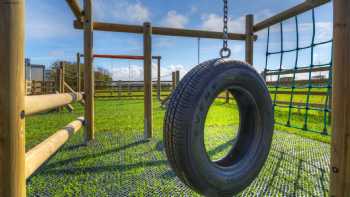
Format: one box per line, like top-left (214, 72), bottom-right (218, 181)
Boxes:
top-left (220, 0), bottom-right (231, 58)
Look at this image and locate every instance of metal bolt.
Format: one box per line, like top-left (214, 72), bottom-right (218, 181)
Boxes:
top-left (20, 110), bottom-right (25, 119)
top-left (332, 166), bottom-right (339, 173)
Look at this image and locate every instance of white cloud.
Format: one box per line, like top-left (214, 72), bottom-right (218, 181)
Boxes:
top-left (154, 38), bottom-right (176, 48)
top-left (200, 9), bottom-right (274, 34)
top-left (94, 1), bottom-right (150, 23)
top-left (26, 4), bottom-right (74, 39)
top-left (48, 50), bottom-right (65, 57)
top-left (126, 3), bottom-right (150, 22)
top-left (201, 14), bottom-right (245, 33)
top-left (161, 11), bottom-right (188, 28)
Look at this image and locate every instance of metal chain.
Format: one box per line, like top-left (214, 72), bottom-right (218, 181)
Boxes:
top-left (220, 0), bottom-right (231, 58)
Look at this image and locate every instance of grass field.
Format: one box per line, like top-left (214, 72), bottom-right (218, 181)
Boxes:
top-left (94, 87), bottom-right (331, 143)
top-left (26, 98), bottom-right (330, 196)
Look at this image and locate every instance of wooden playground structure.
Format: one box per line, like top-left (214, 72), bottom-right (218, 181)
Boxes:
top-left (0, 0), bottom-right (349, 196)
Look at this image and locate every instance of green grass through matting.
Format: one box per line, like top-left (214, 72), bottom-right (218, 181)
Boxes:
top-left (26, 99), bottom-right (330, 196)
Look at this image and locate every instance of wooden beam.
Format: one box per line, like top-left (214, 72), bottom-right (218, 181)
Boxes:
top-left (25, 93), bottom-right (83, 116)
top-left (143, 22), bottom-right (153, 138)
top-left (330, 0), bottom-right (350, 195)
top-left (74, 21), bottom-right (256, 41)
top-left (254, 0), bottom-right (331, 32)
top-left (84, 0), bottom-right (94, 141)
top-left (0, 0), bottom-right (26, 196)
top-left (65, 0), bottom-right (83, 21)
top-left (64, 81), bottom-right (77, 94)
top-left (245, 14), bottom-right (254, 64)
top-left (25, 117), bottom-right (84, 179)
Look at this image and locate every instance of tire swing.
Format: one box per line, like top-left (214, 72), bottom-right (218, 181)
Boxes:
top-left (163, 1), bottom-right (274, 196)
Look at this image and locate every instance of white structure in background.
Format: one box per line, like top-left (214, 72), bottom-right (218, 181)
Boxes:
top-left (25, 58), bottom-right (46, 81)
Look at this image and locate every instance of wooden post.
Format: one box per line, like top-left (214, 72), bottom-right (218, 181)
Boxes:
top-left (58, 62), bottom-right (65, 111)
top-left (56, 67), bottom-right (61, 92)
top-left (330, 0), bottom-right (350, 196)
top-left (0, 0), bottom-right (26, 196)
top-left (118, 81), bottom-right (121, 98)
top-left (245, 14), bottom-right (254, 65)
top-left (175, 70), bottom-right (180, 85)
top-left (60, 62), bottom-right (65, 94)
top-left (84, 0), bottom-right (94, 141)
top-left (172, 71), bottom-right (176, 90)
top-left (143, 22), bottom-right (153, 138)
top-left (157, 57), bottom-right (161, 101)
top-left (76, 53), bottom-right (81, 92)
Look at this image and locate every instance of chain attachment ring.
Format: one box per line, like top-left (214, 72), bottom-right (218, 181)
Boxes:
top-left (220, 47), bottom-right (231, 58)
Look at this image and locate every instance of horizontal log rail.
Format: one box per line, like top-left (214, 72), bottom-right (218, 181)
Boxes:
top-left (264, 66), bottom-right (331, 76)
top-left (254, 0), bottom-right (331, 32)
top-left (25, 93), bottom-right (83, 116)
top-left (74, 20), bottom-right (256, 41)
top-left (25, 117), bottom-right (84, 179)
top-left (270, 90), bottom-right (328, 96)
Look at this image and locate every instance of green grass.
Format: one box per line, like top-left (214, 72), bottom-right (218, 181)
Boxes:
top-left (26, 98), bottom-right (330, 196)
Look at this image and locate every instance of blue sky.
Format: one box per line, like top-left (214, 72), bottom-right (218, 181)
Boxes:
top-left (25, 0), bottom-right (333, 80)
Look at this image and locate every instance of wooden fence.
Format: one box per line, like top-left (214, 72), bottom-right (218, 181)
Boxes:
top-left (26, 80), bottom-right (56, 95)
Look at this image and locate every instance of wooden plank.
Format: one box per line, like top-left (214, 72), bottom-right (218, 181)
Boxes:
top-left (74, 21), bottom-right (255, 41)
top-left (65, 0), bottom-right (83, 21)
top-left (25, 117), bottom-right (84, 179)
top-left (269, 90), bottom-right (328, 96)
top-left (264, 66), bottom-right (331, 76)
top-left (143, 22), bottom-right (153, 138)
top-left (254, 0), bottom-right (331, 32)
top-left (330, 0), bottom-right (350, 195)
top-left (0, 0), bottom-right (26, 196)
top-left (84, 0), bottom-right (95, 141)
top-left (245, 14), bottom-right (254, 64)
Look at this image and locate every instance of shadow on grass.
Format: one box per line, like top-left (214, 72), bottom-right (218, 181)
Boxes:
top-left (42, 160), bottom-right (168, 175)
top-left (206, 139), bottom-right (235, 157)
top-left (255, 149), bottom-right (329, 196)
top-left (44, 139), bottom-right (150, 169)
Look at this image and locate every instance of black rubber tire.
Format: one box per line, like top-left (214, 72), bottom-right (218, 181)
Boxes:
top-left (163, 59), bottom-right (274, 196)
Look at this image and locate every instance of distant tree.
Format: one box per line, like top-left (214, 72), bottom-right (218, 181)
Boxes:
top-left (95, 67), bottom-right (112, 81)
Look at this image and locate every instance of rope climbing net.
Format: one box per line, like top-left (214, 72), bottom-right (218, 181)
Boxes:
top-left (263, 7), bottom-right (333, 135)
